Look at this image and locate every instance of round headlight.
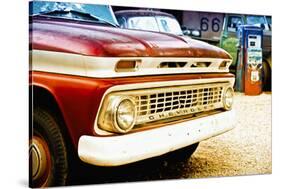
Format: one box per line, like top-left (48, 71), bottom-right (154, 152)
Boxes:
top-left (114, 98), bottom-right (136, 133)
top-left (223, 87), bottom-right (234, 110)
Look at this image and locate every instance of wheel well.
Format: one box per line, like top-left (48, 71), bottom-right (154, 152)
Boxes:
top-left (263, 58), bottom-right (271, 67)
top-left (262, 58), bottom-right (271, 73)
top-left (30, 86), bottom-right (76, 154)
top-left (263, 52), bottom-right (272, 68)
top-left (262, 58), bottom-right (272, 91)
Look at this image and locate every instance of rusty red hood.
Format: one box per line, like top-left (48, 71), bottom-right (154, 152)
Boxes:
top-left (30, 17), bottom-right (230, 59)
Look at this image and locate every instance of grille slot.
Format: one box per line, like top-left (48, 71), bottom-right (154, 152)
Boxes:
top-left (159, 62), bottom-right (187, 68)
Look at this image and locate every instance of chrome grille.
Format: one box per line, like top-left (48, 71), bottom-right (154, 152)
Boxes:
top-left (133, 83), bottom-right (227, 125)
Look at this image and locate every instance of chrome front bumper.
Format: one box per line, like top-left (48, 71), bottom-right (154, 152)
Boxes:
top-left (78, 110), bottom-right (235, 166)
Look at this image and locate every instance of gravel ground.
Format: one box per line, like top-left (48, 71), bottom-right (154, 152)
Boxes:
top-left (70, 92), bottom-right (272, 185)
top-left (184, 92), bottom-right (272, 178)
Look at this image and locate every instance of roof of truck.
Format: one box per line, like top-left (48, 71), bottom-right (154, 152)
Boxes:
top-left (115, 9), bottom-right (175, 18)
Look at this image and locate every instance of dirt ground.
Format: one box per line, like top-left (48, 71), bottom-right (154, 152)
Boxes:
top-left (184, 92), bottom-right (272, 178)
top-left (69, 92), bottom-right (272, 186)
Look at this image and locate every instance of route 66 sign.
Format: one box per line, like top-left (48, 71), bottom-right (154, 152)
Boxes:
top-left (251, 70), bottom-right (259, 82)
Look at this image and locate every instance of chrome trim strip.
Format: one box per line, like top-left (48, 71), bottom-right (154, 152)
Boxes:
top-left (94, 78), bottom-right (235, 135)
top-left (30, 50), bottom-right (232, 78)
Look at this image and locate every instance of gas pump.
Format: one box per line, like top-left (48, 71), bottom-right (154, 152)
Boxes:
top-left (235, 25), bottom-right (263, 95)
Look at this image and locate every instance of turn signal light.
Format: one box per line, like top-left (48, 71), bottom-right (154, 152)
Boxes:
top-left (115, 60), bottom-right (139, 72)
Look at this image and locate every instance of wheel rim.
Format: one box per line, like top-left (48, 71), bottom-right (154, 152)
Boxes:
top-left (29, 136), bottom-right (52, 187)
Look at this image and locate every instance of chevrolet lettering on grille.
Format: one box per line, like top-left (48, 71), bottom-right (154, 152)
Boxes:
top-left (148, 104), bottom-right (216, 121)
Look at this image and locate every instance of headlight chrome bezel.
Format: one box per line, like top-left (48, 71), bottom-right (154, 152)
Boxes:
top-left (114, 97), bottom-right (137, 133)
top-left (98, 95), bottom-right (137, 134)
top-left (222, 86), bottom-right (234, 110)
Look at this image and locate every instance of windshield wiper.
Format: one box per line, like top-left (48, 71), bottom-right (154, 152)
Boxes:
top-left (33, 9), bottom-right (117, 27)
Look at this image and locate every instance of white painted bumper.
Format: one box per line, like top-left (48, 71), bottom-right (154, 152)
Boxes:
top-left (78, 110), bottom-right (235, 166)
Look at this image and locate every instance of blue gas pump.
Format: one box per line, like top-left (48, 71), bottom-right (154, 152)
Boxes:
top-left (235, 25), bottom-right (263, 95)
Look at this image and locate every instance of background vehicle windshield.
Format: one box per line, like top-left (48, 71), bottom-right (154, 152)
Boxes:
top-left (246, 16), bottom-right (269, 31)
top-left (266, 16), bottom-right (272, 30)
top-left (30, 1), bottom-right (118, 26)
top-left (127, 16), bottom-right (183, 35)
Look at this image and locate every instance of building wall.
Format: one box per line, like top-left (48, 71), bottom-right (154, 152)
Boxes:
top-left (182, 11), bottom-right (225, 42)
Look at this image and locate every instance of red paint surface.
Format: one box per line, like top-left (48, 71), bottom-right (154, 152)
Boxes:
top-left (30, 17), bottom-right (231, 59)
top-left (31, 71), bottom-right (234, 149)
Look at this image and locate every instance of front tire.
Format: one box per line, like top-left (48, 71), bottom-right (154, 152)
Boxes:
top-left (29, 108), bottom-right (68, 187)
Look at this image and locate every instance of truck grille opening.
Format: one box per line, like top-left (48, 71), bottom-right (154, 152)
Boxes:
top-left (98, 82), bottom-right (231, 134)
top-left (137, 87), bottom-right (222, 115)
top-left (133, 83), bottom-right (226, 125)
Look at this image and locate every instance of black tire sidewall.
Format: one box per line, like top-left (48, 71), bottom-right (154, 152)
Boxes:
top-left (31, 108), bottom-right (68, 187)
top-left (262, 61), bottom-right (271, 91)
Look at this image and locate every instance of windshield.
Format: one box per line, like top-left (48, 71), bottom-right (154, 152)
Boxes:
top-left (29, 1), bottom-right (118, 26)
top-left (156, 16), bottom-right (183, 35)
top-left (127, 16), bottom-right (183, 35)
top-left (246, 16), bottom-right (269, 31)
top-left (266, 16), bottom-right (271, 25)
top-left (266, 16), bottom-right (272, 29)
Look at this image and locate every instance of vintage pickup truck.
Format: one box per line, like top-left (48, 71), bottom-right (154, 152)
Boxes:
top-left (29, 1), bottom-right (235, 187)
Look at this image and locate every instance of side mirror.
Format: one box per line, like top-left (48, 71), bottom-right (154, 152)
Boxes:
top-left (181, 26), bottom-right (187, 31)
top-left (260, 23), bottom-right (265, 30)
top-left (183, 29), bottom-right (191, 36)
top-left (181, 26), bottom-right (191, 35)
top-left (191, 29), bottom-right (201, 37)
top-left (181, 26), bottom-right (201, 37)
